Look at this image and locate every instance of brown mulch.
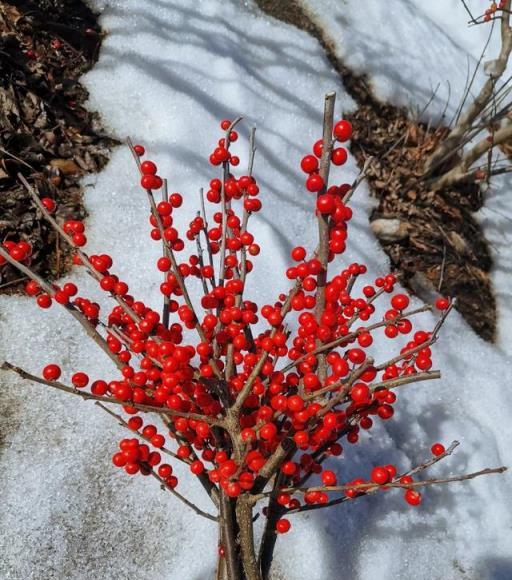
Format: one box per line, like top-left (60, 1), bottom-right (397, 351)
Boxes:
top-left (0, 0), bottom-right (116, 292)
top-left (347, 106), bottom-right (495, 341)
top-left (255, 0), bottom-right (496, 342)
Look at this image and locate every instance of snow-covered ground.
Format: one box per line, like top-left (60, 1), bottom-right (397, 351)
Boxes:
top-left (1, 1), bottom-right (511, 579)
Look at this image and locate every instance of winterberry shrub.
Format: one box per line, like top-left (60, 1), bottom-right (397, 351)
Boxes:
top-left (0, 92), bottom-right (505, 580)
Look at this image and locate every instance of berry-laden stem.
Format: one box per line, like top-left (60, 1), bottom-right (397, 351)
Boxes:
top-left (161, 178), bottom-right (171, 328)
top-left (18, 173), bottom-right (142, 326)
top-left (314, 91), bottom-right (336, 382)
top-left (1, 361), bottom-right (222, 425)
top-left (0, 247), bottom-right (122, 371)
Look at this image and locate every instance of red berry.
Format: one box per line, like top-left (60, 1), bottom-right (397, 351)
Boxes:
top-left (276, 518), bottom-right (291, 534)
top-left (404, 489), bottom-right (422, 506)
top-left (300, 155), bottom-right (319, 174)
top-left (313, 139), bottom-right (323, 157)
top-left (259, 423), bottom-right (277, 441)
top-left (333, 120), bottom-right (352, 142)
top-left (157, 257), bottom-right (171, 272)
top-left (370, 466), bottom-right (390, 485)
top-left (134, 144), bottom-right (145, 156)
top-left (42, 364), bottom-right (61, 381)
top-left (141, 160), bottom-right (157, 175)
top-left (141, 174), bottom-right (155, 189)
top-left (316, 194), bottom-right (335, 214)
top-left (431, 443), bottom-right (445, 456)
top-left (350, 383), bottom-right (370, 404)
top-left (331, 148), bottom-right (348, 166)
top-left (391, 294), bottom-right (409, 310)
top-left (306, 174), bottom-right (324, 193)
top-left (322, 470), bottom-right (337, 485)
top-left (63, 282), bottom-right (78, 296)
top-left (71, 372), bottom-right (89, 388)
top-left (291, 246), bottom-right (307, 262)
top-left (37, 294), bottom-right (52, 309)
top-left (41, 198), bottom-right (56, 213)
top-left (151, 434), bottom-right (165, 448)
top-left (190, 460), bottom-right (205, 475)
top-left (435, 297), bottom-right (450, 310)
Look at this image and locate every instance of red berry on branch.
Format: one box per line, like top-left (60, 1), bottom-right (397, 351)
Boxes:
top-left (141, 160), bottom-right (157, 175)
top-left (391, 294), bottom-right (409, 310)
top-left (316, 194), bottom-right (336, 214)
top-left (134, 144), bottom-right (145, 156)
top-left (42, 364), bottom-right (61, 381)
top-left (431, 443), bottom-right (445, 456)
top-left (371, 466), bottom-right (390, 485)
top-left (190, 460), bottom-right (205, 475)
top-left (331, 147), bottom-right (348, 166)
top-left (72, 372), bottom-right (89, 389)
top-left (333, 120), bottom-right (352, 142)
top-left (435, 297), bottom-right (450, 310)
top-left (41, 198), bottom-right (56, 213)
top-left (37, 294), bottom-right (52, 309)
top-left (404, 489), bottom-right (422, 506)
top-left (25, 280), bottom-right (40, 296)
top-left (276, 519), bottom-right (291, 534)
top-left (322, 470), bottom-right (337, 485)
top-left (313, 139), bottom-right (323, 157)
top-left (306, 174), bottom-right (324, 193)
top-left (300, 155), bottom-right (319, 174)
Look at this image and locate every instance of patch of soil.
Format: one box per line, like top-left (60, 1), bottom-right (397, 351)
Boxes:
top-left (0, 0), bottom-right (116, 292)
top-left (255, 0), bottom-right (496, 341)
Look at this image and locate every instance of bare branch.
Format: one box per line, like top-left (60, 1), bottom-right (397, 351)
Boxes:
top-left (151, 471), bottom-right (218, 522)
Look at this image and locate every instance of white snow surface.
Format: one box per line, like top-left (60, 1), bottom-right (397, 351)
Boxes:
top-left (0, 1), bottom-right (511, 579)
top-left (302, 0), bottom-right (508, 123)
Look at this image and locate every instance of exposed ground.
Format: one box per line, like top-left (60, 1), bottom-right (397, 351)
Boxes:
top-left (0, 0), bottom-right (115, 292)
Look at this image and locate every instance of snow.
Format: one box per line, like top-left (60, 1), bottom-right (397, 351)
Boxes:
top-left (1, 1), bottom-right (511, 579)
top-left (302, 0), bottom-right (508, 123)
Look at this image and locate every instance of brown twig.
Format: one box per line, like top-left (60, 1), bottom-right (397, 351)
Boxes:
top-left (1, 361), bottom-right (223, 425)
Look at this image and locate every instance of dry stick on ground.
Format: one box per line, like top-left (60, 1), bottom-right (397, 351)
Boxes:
top-left (426, 0), bottom-right (512, 186)
top-left (432, 121), bottom-right (512, 188)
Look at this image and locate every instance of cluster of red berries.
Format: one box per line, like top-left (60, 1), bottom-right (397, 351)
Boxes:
top-left (134, 145), bottom-right (165, 191)
top-left (20, 113), bottom-right (454, 539)
top-left (209, 120), bottom-right (241, 166)
top-left (484, 1), bottom-right (506, 20)
top-left (301, 119), bottom-right (352, 193)
top-left (0, 240), bottom-right (32, 265)
top-left (112, 437), bottom-right (169, 478)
